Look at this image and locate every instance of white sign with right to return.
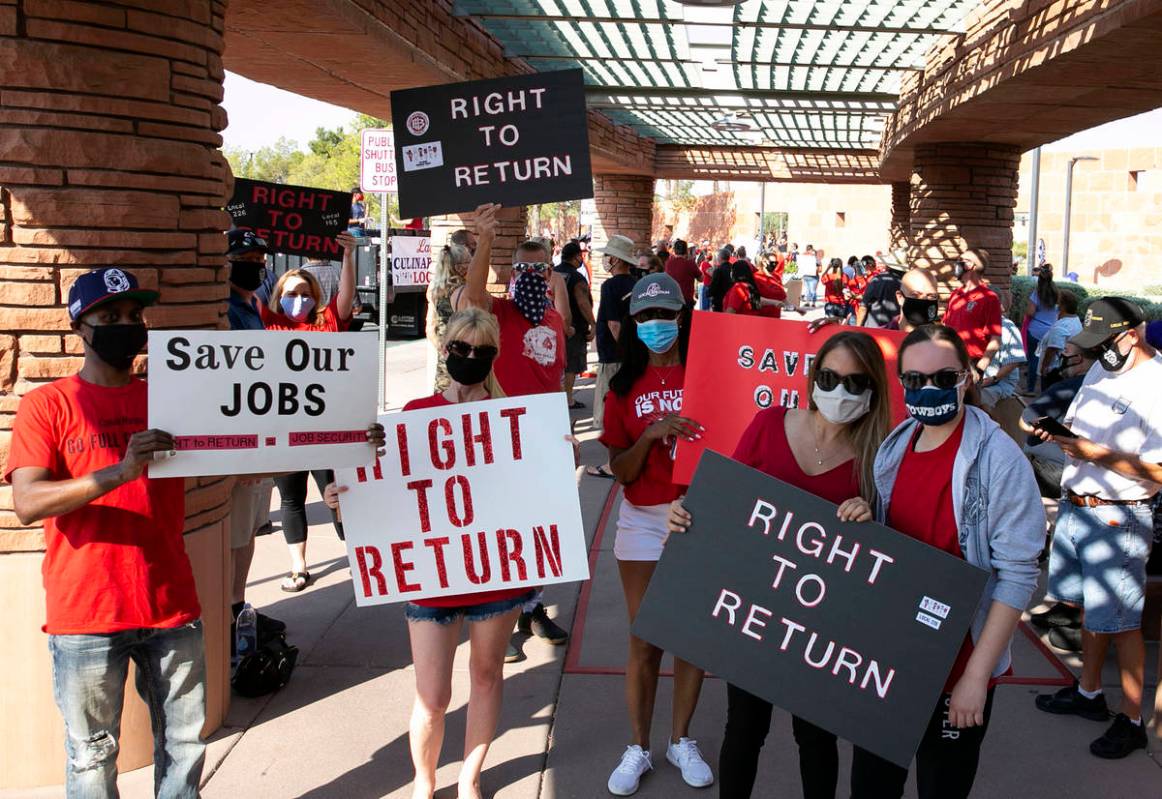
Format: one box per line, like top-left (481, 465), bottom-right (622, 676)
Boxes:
top-left (360, 128), bottom-right (397, 193)
top-left (337, 394), bottom-right (589, 606)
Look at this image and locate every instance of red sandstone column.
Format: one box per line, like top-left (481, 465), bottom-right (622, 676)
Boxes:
top-left (889, 181), bottom-right (910, 253)
top-left (0, 1), bottom-right (231, 788)
top-left (590, 174), bottom-right (654, 299)
top-left (907, 143), bottom-right (1020, 295)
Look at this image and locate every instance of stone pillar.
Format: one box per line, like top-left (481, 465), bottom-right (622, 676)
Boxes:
top-left (591, 173), bottom-right (654, 297)
top-left (907, 143), bottom-right (1020, 296)
top-left (0, 1), bottom-right (232, 789)
top-left (429, 205), bottom-right (529, 284)
top-left (889, 181), bottom-right (910, 253)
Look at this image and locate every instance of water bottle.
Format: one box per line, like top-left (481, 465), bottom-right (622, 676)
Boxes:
top-left (235, 604), bottom-right (258, 664)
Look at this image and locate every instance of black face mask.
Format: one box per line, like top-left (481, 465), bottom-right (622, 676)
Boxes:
top-left (229, 260), bottom-right (265, 292)
top-left (902, 297), bottom-right (939, 326)
top-left (445, 352), bottom-right (495, 386)
top-left (82, 323), bottom-right (147, 370)
top-left (1096, 336), bottom-right (1132, 372)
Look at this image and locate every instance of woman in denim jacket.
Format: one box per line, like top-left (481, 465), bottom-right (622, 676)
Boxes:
top-left (838, 324), bottom-right (1045, 799)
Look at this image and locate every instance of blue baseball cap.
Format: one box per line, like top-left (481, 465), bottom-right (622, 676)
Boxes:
top-left (67, 268), bottom-right (159, 321)
top-left (227, 228), bottom-right (269, 256)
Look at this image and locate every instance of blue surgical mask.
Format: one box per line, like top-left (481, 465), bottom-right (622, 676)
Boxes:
top-left (904, 385), bottom-right (961, 426)
top-left (280, 294), bottom-right (315, 321)
top-left (636, 319), bottom-right (680, 354)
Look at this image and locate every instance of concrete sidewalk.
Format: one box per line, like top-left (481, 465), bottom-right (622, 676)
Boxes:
top-left (11, 337), bottom-right (1161, 798)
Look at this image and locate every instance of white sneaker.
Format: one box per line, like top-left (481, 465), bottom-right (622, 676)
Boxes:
top-left (666, 737), bottom-right (714, 788)
top-left (607, 745), bottom-right (652, 796)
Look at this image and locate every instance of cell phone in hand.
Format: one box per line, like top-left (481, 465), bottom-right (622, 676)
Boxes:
top-left (1034, 416), bottom-right (1078, 439)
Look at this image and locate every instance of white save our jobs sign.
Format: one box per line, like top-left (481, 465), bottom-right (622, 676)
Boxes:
top-left (147, 331), bottom-right (378, 478)
top-left (360, 128), bottom-right (397, 194)
top-left (390, 231), bottom-right (432, 287)
top-left (337, 394), bottom-right (589, 606)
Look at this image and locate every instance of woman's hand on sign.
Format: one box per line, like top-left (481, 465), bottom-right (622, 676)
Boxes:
top-left (948, 672), bottom-right (989, 729)
top-left (645, 414), bottom-right (703, 444)
top-left (565, 435), bottom-right (581, 468)
top-left (366, 423), bottom-right (387, 456)
top-left (836, 497), bottom-right (872, 523)
top-left (473, 203), bottom-right (501, 241)
top-left (323, 482), bottom-right (347, 511)
top-left (808, 317), bottom-right (839, 334)
top-left (667, 498), bottom-right (692, 534)
top-left (122, 429), bottom-right (176, 482)
top-left (336, 231), bottom-right (359, 251)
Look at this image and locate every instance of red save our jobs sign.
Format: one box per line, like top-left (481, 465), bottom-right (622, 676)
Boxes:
top-left (336, 394), bottom-right (589, 606)
top-left (673, 314), bottom-right (906, 484)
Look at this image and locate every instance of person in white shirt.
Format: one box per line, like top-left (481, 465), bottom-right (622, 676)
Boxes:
top-left (1037, 291), bottom-right (1083, 388)
top-left (1033, 298), bottom-right (1162, 760)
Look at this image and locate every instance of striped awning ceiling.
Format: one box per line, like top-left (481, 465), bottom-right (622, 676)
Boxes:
top-left (452, 0), bottom-right (976, 150)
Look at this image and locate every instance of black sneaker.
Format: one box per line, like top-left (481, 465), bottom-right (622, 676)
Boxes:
top-left (1090, 714), bottom-right (1147, 759)
top-left (255, 520), bottom-right (275, 536)
top-left (517, 603), bottom-right (569, 644)
top-left (1048, 626), bottom-right (1082, 652)
top-left (1034, 681), bottom-right (1110, 721)
top-left (1030, 602), bottom-right (1081, 629)
top-left (504, 637), bottom-right (523, 664)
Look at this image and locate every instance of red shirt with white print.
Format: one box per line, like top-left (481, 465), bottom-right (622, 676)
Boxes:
top-left (491, 297), bottom-right (566, 397)
top-left (600, 365), bottom-right (687, 506)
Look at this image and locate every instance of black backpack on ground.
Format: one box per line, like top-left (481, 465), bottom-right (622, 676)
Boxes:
top-left (231, 633), bottom-right (299, 698)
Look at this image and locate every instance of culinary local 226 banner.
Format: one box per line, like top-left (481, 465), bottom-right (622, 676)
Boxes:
top-left (227, 178), bottom-right (352, 260)
top-left (633, 452), bottom-right (989, 768)
top-left (673, 315), bottom-right (906, 484)
top-left (389, 229), bottom-right (431, 288)
top-left (389, 69), bottom-right (593, 218)
top-left (147, 331), bottom-right (377, 478)
top-left (337, 394), bottom-right (589, 606)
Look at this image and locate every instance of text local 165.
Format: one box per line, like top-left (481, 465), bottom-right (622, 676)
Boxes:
top-left (712, 497), bottom-right (899, 700)
top-left (353, 405), bottom-right (567, 599)
top-left (164, 336), bottom-right (355, 417)
top-left (448, 87), bottom-right (574, 188)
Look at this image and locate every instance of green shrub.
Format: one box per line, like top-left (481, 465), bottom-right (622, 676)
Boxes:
top-left (1008, 277), bottom-right (1162, 325)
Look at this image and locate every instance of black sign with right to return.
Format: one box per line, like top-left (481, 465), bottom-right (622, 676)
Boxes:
top-left (631, 451), bottom-right (990, 769)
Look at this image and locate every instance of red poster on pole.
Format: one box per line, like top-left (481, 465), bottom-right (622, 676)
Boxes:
top-left (673, 314), bottom-right (907, 484)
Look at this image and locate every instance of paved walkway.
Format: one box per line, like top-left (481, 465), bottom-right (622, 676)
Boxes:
top-left (10, 337), bottom-right (1161, 798)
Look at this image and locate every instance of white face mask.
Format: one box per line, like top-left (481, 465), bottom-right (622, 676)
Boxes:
top-left (812, 383), bottom-right (873, 425)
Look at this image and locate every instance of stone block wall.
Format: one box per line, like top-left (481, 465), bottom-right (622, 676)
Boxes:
top-left (590, 174), bottom-right (654, 300)
top-left (908, 143), bottom-right (1020, 296)
top-left (429, 205), bottom-right (529, 291)
top-left (0, 0), bottom-right (233, 547)
top-left (890, 181), bottom-right (910, 252)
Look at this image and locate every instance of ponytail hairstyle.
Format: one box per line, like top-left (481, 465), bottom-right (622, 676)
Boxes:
top-left (805, 331), bottom-right (892, 503)
top-left (1035, 262), bottom-right (1059, 309)
top-left (442, 307), bottom-right (506, 399)
top-left (897, 324), bottom-right (981, 408)
top-left (431, 242), bottom-right (471, 295)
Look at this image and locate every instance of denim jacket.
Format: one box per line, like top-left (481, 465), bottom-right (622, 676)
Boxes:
top-left (874, 406), bottom-right (1045, 677)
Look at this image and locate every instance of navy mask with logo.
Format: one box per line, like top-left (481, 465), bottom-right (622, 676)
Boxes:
top-left (904, 385), bottom-right (961, 426)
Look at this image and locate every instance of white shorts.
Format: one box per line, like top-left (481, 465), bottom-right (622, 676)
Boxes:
top-left (614, 501), bottom-right (671, 562)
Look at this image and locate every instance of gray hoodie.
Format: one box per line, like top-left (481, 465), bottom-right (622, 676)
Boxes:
top-left (874, 405), bottom-right (1045, 677)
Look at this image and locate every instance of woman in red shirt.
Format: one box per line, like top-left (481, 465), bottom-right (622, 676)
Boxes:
top-left (601, 274), bottom-right (711, 796)
top-left (264, 232), bottom-right (358, 591)
top-left (821, 257), bottom-right (850, 320)
top-left (330, 307), bottom-right (528, 799)
top-left (833, 324), bottom-right (1043, 798)
top-left (724, 261), bottom-right (763, 316)
top-left (668, 331), bottom-right (894, 798)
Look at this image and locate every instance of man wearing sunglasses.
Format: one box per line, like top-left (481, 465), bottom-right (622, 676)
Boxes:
top-left (1033, 298), bottom-right (1162, 760)
top-left (942, 248), bottom-right (1002, 378)
top-left (811, 266), bottom-right (942, 335)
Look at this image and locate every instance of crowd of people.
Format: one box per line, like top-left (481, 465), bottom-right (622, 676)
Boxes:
top-left (4, 201), bottom-right (1161, 799)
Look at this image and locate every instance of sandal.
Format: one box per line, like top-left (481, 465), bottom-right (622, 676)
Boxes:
top-left (568, 400), bottom-right (585, 410)
top-left (585, 465), bottom-right (615, 479)
top-left (280, 571), bottom-right (310, 592)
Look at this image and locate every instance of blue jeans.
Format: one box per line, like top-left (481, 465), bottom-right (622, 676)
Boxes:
top-left (49, 621), bottom-right (207, 799)
top-left (802, 275), bottom-right (819, 304)
top-left (1025, 333), bottom-right (1041, 392)
top-left (699, 285), bottom-right (711, 311)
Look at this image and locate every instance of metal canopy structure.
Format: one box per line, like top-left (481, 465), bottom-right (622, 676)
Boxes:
top-left (454, 0), bottom-right (976, 150)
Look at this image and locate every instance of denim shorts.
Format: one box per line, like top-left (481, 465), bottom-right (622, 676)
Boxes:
top-left (1048, 499), bottom-right (1155, 633)
top-left (404, 590), bottom-right (534, 625)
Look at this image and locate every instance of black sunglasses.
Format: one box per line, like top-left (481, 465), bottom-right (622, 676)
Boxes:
top-left (512, 261), bottom-right (550, 274)
top-left (446, 340), bottom-right (498, 360)
top-left (814, 368), bottom-right (873, 395)
top-left (899, 369), bottom-right (967, 391)
top-left (634, 308), bottom-right (681, 322)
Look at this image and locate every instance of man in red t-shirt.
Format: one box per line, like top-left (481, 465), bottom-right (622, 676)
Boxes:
top-left (452, 203), bottom-right (570, 654)
top-left (663, 239), bottom-right (700, 307)
top-left (943, 248), bottom-right (1003, 376)
top-left (5, 268), bottom-right (207, 796)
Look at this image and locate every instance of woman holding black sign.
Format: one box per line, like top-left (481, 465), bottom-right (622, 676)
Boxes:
top-left (667, 330), bottom-right (893, 799)
top-left (263, 231), bottom-right (358, 592)
top-left (601, 273), bottom-right (712, 797)
top-left (833, 324), bottom-right (1044, 798)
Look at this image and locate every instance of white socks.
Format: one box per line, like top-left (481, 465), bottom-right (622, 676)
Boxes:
top-left (1077, 685), bottom-right (1102, 700)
